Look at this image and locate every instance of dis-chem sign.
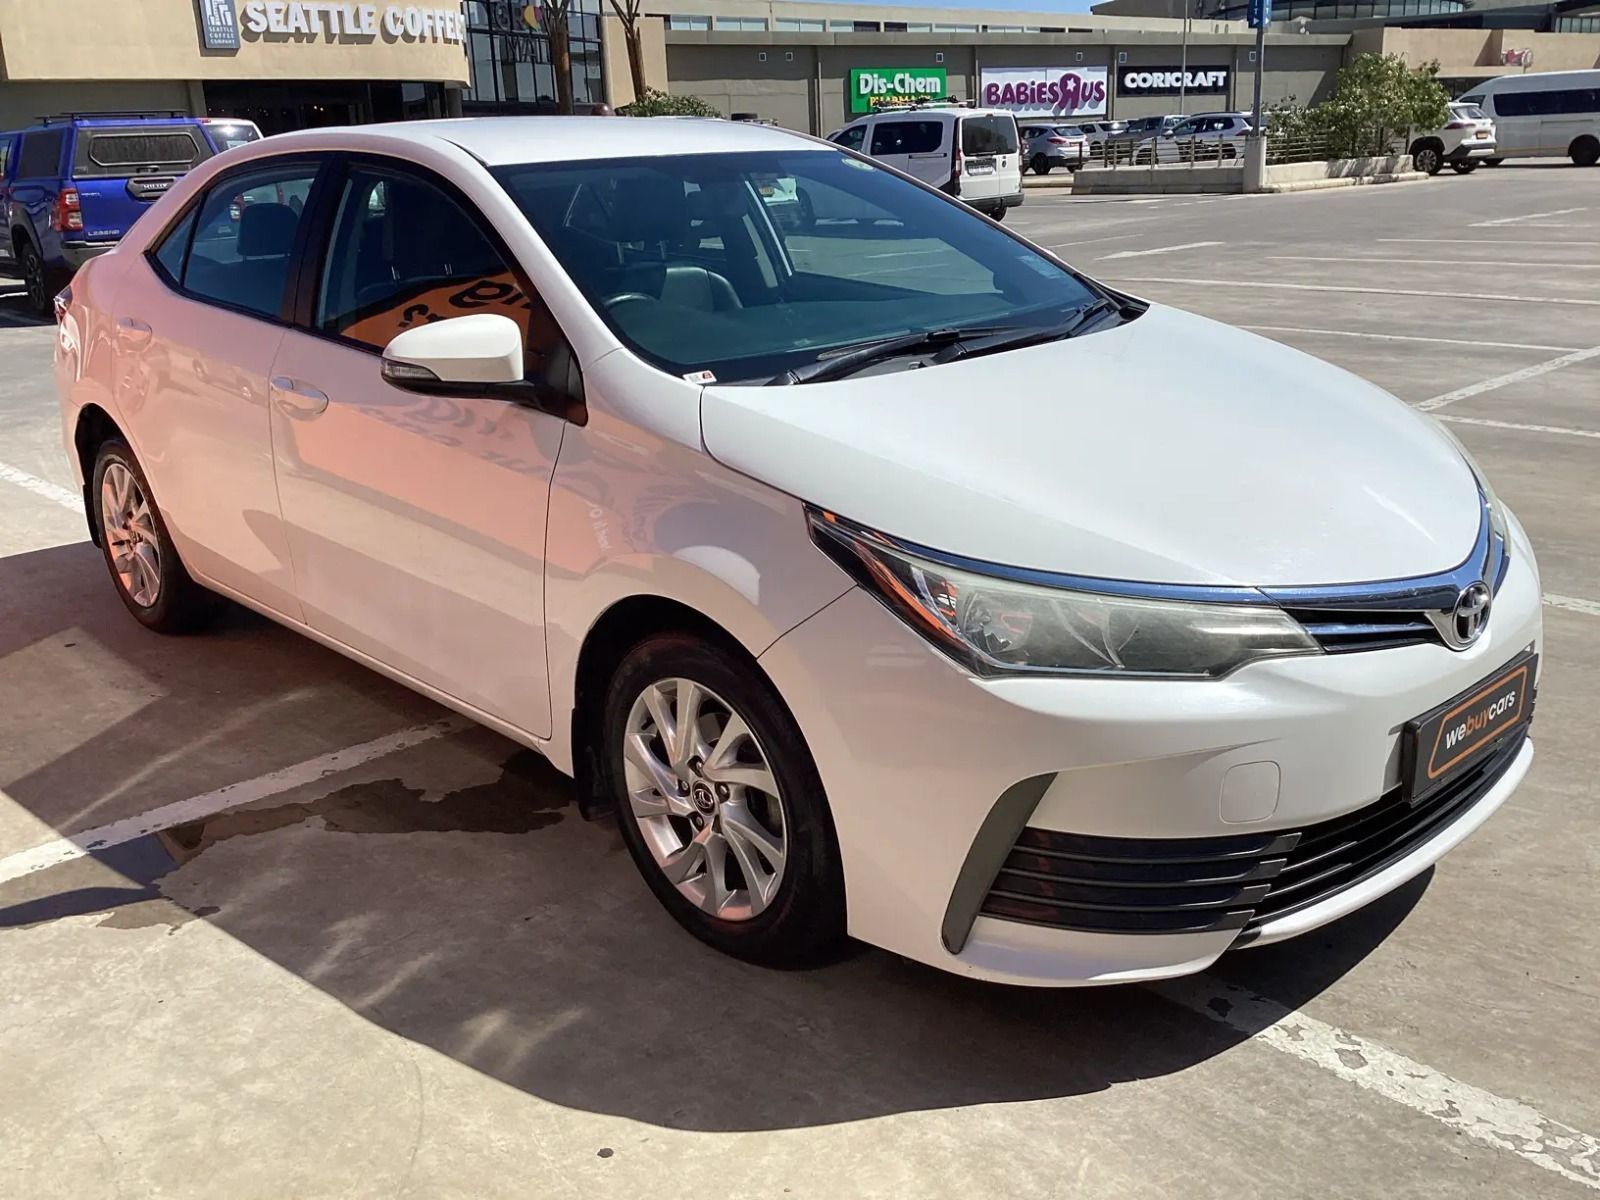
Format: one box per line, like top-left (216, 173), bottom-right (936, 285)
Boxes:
top-left (979, 66), bottom-right (1109, 118)
top-left (849, 67), bottom-right (948, 114)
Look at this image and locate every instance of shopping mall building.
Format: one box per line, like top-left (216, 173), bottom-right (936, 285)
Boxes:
top-left (0, 0), bottom-right (1594, 135)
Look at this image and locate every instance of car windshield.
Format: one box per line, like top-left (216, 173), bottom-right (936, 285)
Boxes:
top-left (1454, 104), bottom-right (1488, 120)
top-left (493, 149), bottom-right (1100, 383)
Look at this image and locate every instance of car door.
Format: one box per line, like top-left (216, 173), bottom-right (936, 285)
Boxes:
top-left (112, 156), bottom-right (325, 618)
top-left (957, 115), bottom-right (1011, 202)
top-left (267, 159), bottom-right (566, 737)
top-left (869, 119), bottom-right (948, 187)
top-left (1489, 90), bottom-right (1543, 155)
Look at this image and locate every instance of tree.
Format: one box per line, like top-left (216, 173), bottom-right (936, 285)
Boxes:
top-left (533, 0), bottom-right (576, 114)
top-left (618, 87), bottom-right (717, 118)
top-left (1311, 54), bottom-right (1449, 158)
top-left (605, 0), bottom-right (648, 102)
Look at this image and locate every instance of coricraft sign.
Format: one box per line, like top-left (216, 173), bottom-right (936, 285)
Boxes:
top-left (238, 2), bottom-right (466, 43)
top-left (1117, 66), bottom-right (1231, 96)
top-left (849, 68), bottom-right (948, 114)
top-left (978, 67), bottom-right (1108, 118)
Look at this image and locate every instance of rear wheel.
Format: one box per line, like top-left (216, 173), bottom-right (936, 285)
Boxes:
top-left (1411, 141), bottom-right (1442, 175)
top-left (18, 239), bottom-right (50, 318)
top-left (1031, 154), bottom-right (1051, 175)
top-left (91, 439), bottom-right (217, 633)
top-left (1571, 136), bottom-right (1600, 167)
top-left (989, 205), bottom-right (1007, 222)
top-left (601, 633), bottom-right (846, 966)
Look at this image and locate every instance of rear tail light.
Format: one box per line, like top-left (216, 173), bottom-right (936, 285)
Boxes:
top-left (1445, 120), bottom-right (1470, 129)
top-left (53, 284), bottom-right (71, 325)
top-left (50, 187), bottom-right (83, 233)
top-left (1048, 136), bottom-right (1070, 145)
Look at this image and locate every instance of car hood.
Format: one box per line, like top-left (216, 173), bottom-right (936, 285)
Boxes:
top-left (699, 303), bottom-right (1481, 587)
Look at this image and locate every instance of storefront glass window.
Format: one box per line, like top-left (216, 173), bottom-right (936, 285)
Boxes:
top-left (466, 0), bottom-right (603, 110)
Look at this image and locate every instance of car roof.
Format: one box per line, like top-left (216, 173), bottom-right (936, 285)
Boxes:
top-left (5, 115), bottom-right (201, 134)
top-left (843, 106), bottom-right (1014, 126)
top-left (263, 116), bottom-right (827, 166)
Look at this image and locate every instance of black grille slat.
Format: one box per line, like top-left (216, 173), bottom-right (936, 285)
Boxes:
top-left (1284, 607), bottom-right (1444, 654)
top-left (979, 730), bottom-right (1525, 938)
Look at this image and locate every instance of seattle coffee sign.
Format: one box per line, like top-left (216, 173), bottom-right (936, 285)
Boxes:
top-left (238, 2), bottom-right (467, 43)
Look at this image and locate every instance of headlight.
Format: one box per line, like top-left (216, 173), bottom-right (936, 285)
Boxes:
top-left (809, 510), bottom-right (1320, 679)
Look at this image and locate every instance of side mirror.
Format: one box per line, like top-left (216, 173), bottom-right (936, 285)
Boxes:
top-left (381, 313), bottom-right (524, 388)
top-left (381, 313), bottom-right (585, 423)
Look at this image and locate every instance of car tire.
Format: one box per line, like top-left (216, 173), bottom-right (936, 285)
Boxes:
top-left (990, 205), bottom-right (1007, 222)
top-left (1571, 136), bottom-right (1600, 167)
top-left (91, 439), bottom-right (218, 634)
top-left (1031, 154), bottom-right (1051, 175)
top-left (1411, 141), bottom-right (1442, 175)
top-left (1451, 161), bottom-right (1478, 174)
top-left (17, 238), bottom-right (51, 318)
top-left (1482, 158), bottom-right (1504, 167)
top-left (601, 632), bottom-right (847, 967)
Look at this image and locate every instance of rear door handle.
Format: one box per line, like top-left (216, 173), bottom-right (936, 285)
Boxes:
top-left (270, 376), bottom-right (329, 417)
top-left (115, 316), bottom-right (152, 346)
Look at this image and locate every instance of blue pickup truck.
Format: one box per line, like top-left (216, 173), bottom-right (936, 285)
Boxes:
top-left (1, 112), bottom-right (260, 316)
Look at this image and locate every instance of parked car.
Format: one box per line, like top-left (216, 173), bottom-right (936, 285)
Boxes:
top-left (0, 112), bottom-right (219, 316)
top-left (199, 117), bottom-right (265, 152)
top-left (829, 103), bottom-right (1023, 220)
top-left (1019, 122), bottom-right (1089, 174)
top-left (1409, 102), bottom-right (1497, 175)
top-left (55, 116), bottom-right (1540, 987)
top-left (1105, 114), bottom-right (1185, 161)
top-left (1457, 70), bottom-right (1599, 167)
top-left (1134, 113), bottom-right (1252, 164)
top-left (1074, 119), bottom-right (1127, 161)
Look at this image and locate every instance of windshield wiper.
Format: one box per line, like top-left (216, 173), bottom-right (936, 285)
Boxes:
top-left (769, 324), bottom-right (1019, 386)
top-left (930, 297), bottom-right (1127, 364)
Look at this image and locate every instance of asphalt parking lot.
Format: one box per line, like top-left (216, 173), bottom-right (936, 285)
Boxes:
top-left (2, 163), bottom-right (1597, 1199)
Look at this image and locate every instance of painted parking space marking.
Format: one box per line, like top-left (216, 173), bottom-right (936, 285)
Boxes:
top-left (1417, 345), bottom-right (1600, 411)
top-left (1241, 326), bottom-right (1582, 354)
top-left (0, 718), bottom-right (469, 886)
top-left (1378, 238), bottom-right (1600, 248)
top-left (1101, 277), bottom-right (1600, 307)
top-left (1472, 207), bottom-right (1588, 227)
top-left (1268, 256), bottom-right (1600, 270)
top-left (1153, 975), bottom-right (1600, 1191)
top-left (1098, 241), bottom-right (1224, 260)
top-left (1435, 414), bottom-right (1600, 441)
top-left (1545, 594), bottom-right (1600, 617)
top-left (0, 460), bottom-right (80, 511)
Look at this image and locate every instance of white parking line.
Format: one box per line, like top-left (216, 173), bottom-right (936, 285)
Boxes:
top-left (1545, 594), bottom-right (1600, 617)
top-left (1378, 238), bottom-right (1600, 248)
top-left (1043, 234), bottom-right (1138, 249)
top-left (1417, 345), bottom-right (1600, 411)
top-left (1472, 207), bottom-right (1588, 227)
top-left (1269, 256), bottom-right (1600, 270)
top-left (1099, 241), bottom-right (1225, 260)
top-left (0, 718), bottom-right (468, 886)
top-left (0, 460), bottom-right (80, 511)
top-left (1242, 326), bottom-right (1582, 354)
top-left (1153, 975), bottom-right (1600, 1191)
top-left (1435, 413), bottom-right (1600, 440)
top-left (1102, 277), bottom-right (1600, 307)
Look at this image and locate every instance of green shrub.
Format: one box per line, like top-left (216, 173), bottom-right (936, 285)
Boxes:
top-left (618, 88), bottom-right (719, 118)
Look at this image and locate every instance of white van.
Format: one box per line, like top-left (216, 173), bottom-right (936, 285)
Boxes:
top-left (1458, 70), bottom-right (1600, 166)
top-left (829, 105), bottom-right (1024, 220)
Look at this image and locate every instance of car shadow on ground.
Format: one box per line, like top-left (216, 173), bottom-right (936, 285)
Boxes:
top-left (0, 541), bottom-right (1427, 1133)
top-left (0, 278), bottom-right (49, 329)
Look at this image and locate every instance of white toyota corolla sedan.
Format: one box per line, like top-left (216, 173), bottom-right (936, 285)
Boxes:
top-left (53, 118), bottom-right (1540, 986)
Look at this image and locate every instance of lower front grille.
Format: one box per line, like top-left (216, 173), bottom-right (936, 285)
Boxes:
top-left (978, 729), bottom-right (1526, 938)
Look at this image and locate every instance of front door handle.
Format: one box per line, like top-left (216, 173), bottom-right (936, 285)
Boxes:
top-left (115, 316), bottom-right (152, 346)
top-left (270, 375), bottom-right (329, 417)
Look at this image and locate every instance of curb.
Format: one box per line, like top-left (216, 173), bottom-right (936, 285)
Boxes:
top-left (1259, 172), bottom-right (1429, 193)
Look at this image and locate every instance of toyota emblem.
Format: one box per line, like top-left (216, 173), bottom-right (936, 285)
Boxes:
top-left (1448, 582), bottom-right (1492, 648)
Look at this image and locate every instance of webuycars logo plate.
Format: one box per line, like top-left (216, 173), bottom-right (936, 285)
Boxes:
top-left (1404, 651), bottom-right (1535, 799)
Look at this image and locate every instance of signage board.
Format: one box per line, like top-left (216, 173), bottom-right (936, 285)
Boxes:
top-left (1117, 66), bottom-right (1232, 97)
top-left (978, 67), bottom-right (1109, 118)
top-left (848, 68), bottom-right (949, 114)
top-left (196, 0), bottom-right (241, 49)
top-left (237, 3), bottom-right (466, 43)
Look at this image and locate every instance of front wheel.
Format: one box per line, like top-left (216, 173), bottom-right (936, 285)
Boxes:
top-left (1452, 161), bottom-right (1478, 174)
top-left (91, 439), bottom-right (217, 633)
top-left (1482, 157), bottom-right (1504, 167)
top-left (602, 633), bottom-right (846, 966)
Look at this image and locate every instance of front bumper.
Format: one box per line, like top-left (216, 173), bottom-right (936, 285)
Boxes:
top-left (759, 531), bottom-right (1541, 985)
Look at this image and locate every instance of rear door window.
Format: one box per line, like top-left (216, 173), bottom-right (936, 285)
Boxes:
top-left (961, 116), bottom-right (1018, 156)
top-left (16, 130), bottom-right (66, 178)
top-left (182, 162), bottom-right (320, 319)
top-left (71, 126), bottom-right (210, 180)
top-left (870, 121), bottom-right (944, 155)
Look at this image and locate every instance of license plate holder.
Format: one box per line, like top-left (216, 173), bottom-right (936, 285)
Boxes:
top-left (1402, 651), bottom-right (1535, 801)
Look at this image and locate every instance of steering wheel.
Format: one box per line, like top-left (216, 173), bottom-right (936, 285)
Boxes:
top-left (603, 292), bottom-right (654, 309)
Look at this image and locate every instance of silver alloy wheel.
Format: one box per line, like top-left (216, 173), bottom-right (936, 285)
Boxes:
top-left (622, 677), bottom-right (788, 921)
top-left (101, 461), bottom-right (161, 607)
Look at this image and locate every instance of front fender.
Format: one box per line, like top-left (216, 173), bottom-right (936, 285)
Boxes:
top-left (542, 357), bottom-right (852, 774)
